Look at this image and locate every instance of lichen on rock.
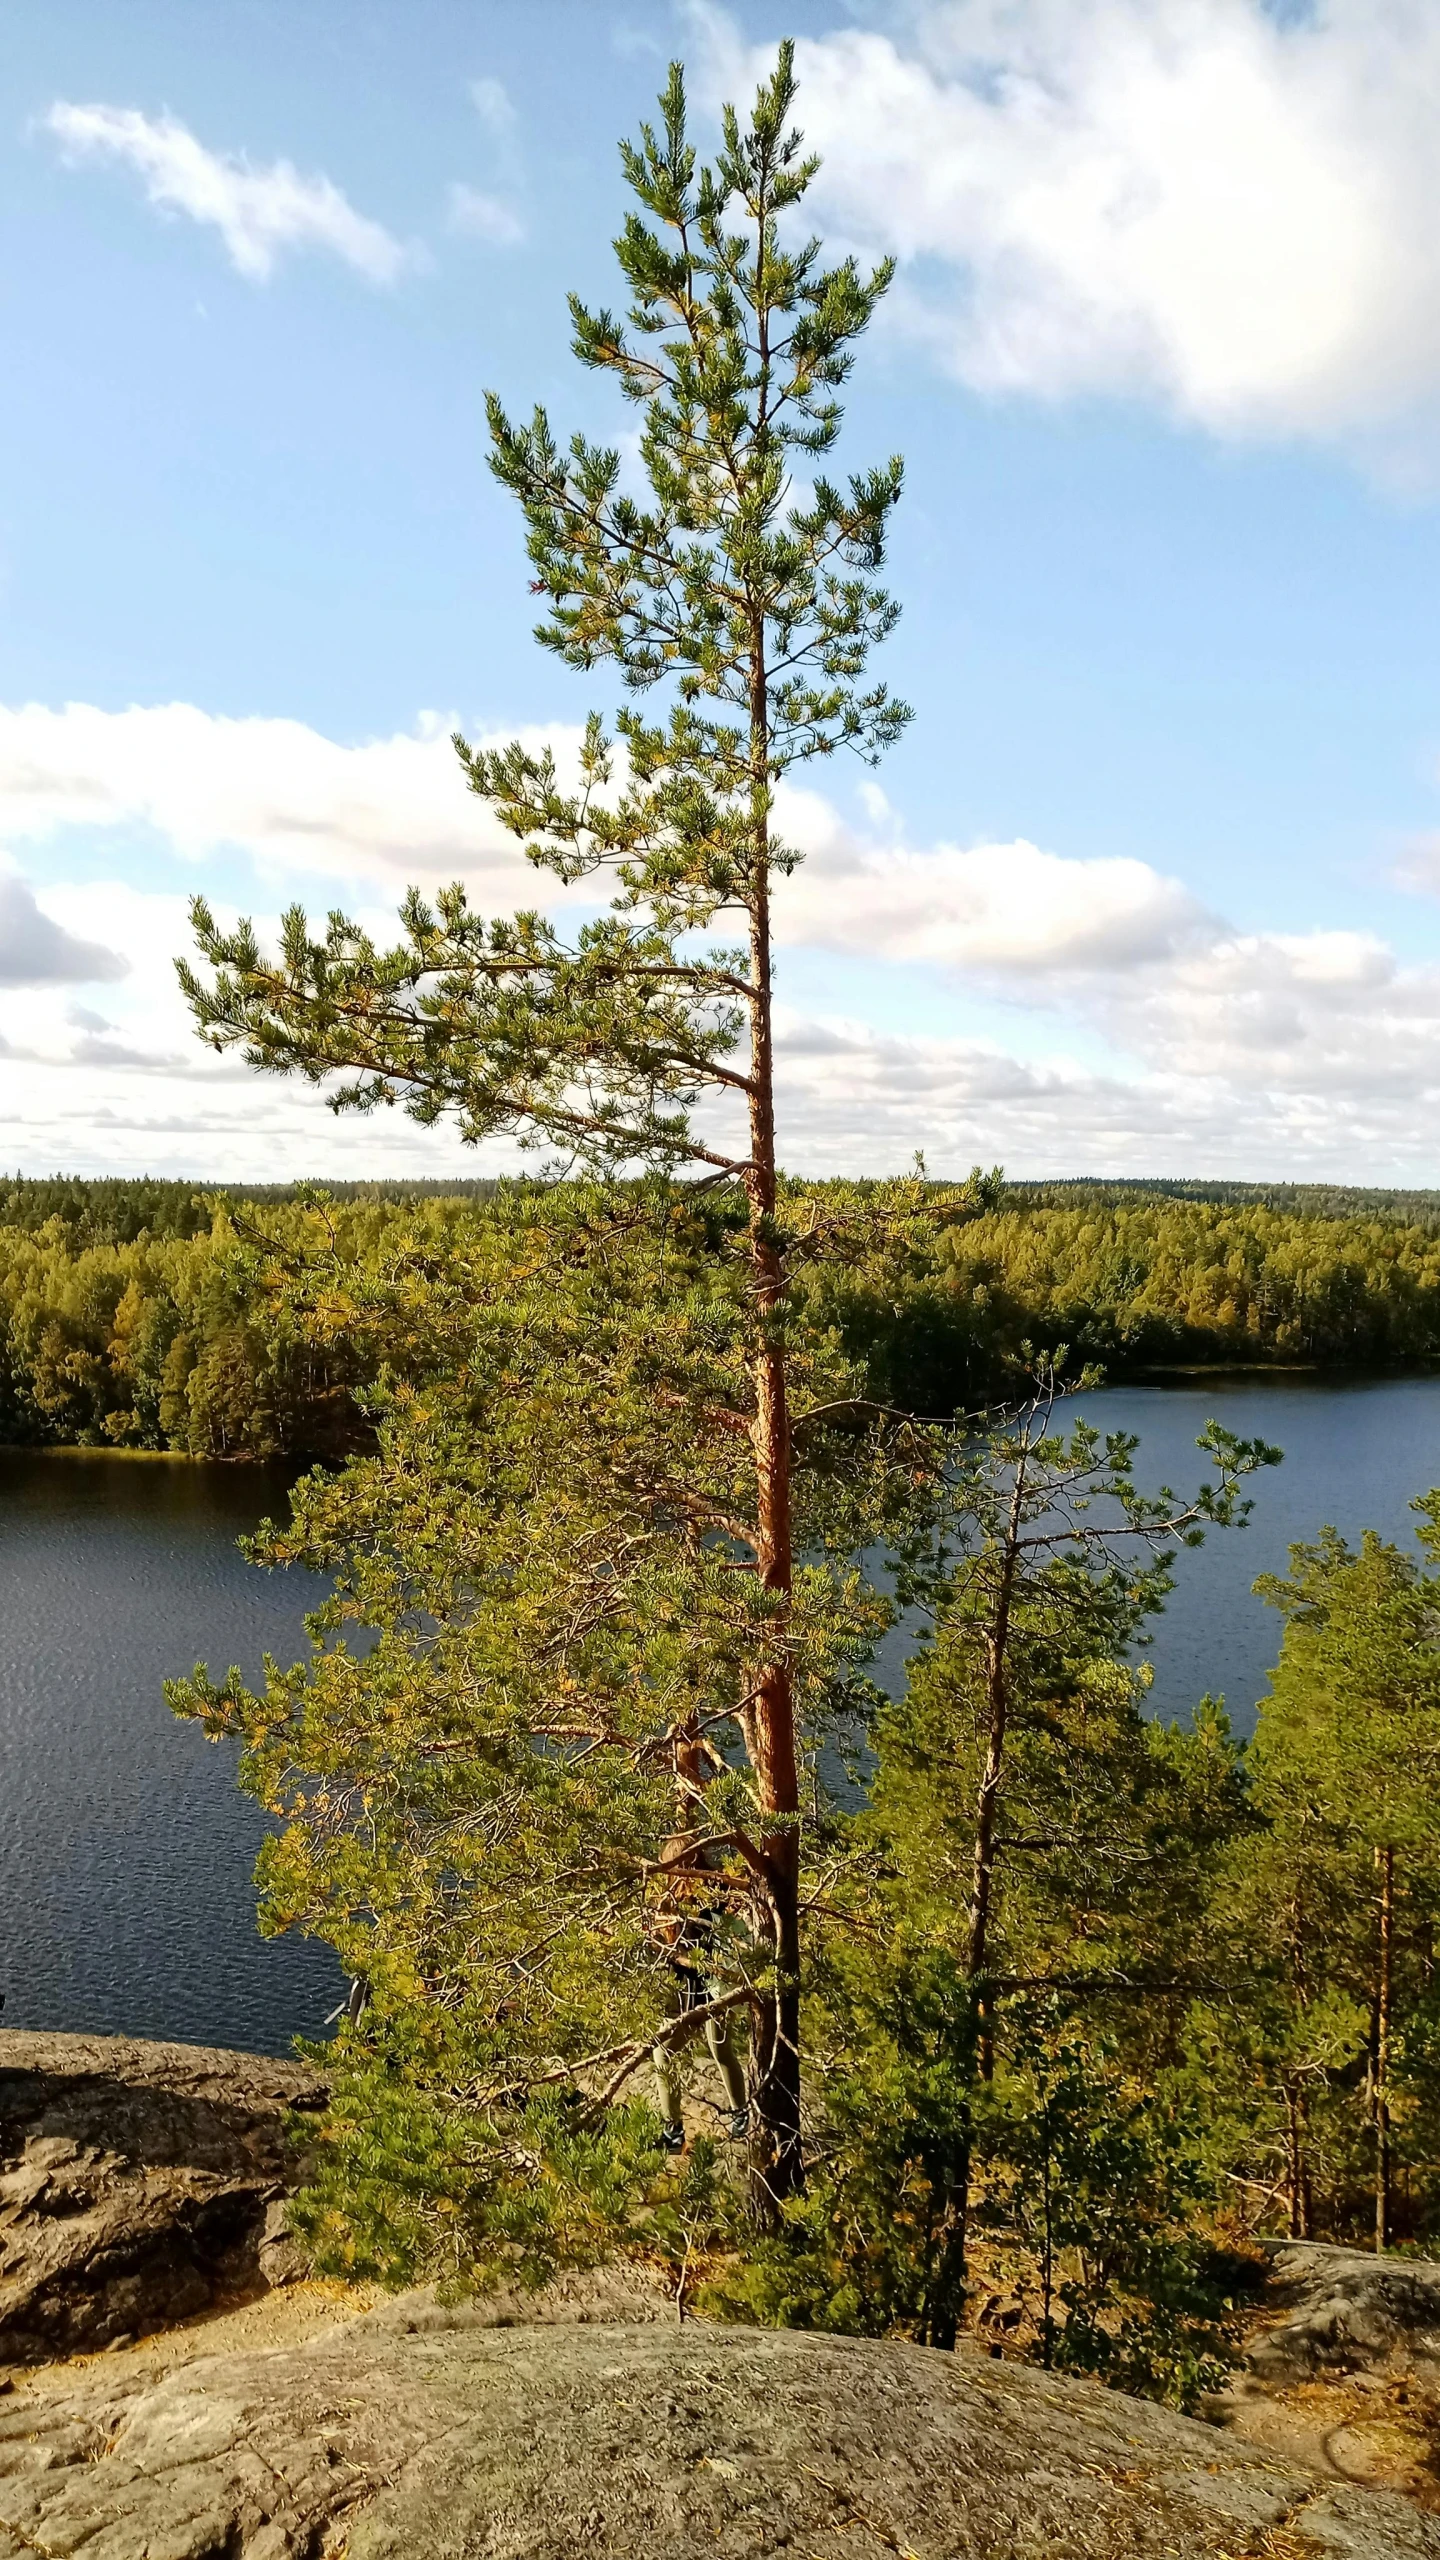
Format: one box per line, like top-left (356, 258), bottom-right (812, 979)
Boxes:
top-left (2, 2307), bottom-right (1438, 2559)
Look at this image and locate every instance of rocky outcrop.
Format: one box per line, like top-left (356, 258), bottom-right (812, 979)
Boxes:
top-left (0, 2031), bottom-right (325, 2363)
top-left (3, 2302), bottom-right (1438, 2560)
top-left (1201, 2243), bottom-right (1440, 2506)
top-left (1248, 2243), bottom-right (1440, 2385)
top-left (3, 2039), bottom-right (1438, 2554)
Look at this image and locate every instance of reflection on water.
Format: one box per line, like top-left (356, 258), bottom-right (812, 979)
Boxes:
top-left (4, 1375), bottom-right (1440, 2054)
top-left (0, 1449), bottom-right (338, 2055)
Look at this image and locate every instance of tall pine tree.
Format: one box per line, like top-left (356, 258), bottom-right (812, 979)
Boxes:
top-left (179, 48), bottom-right (916, 2214)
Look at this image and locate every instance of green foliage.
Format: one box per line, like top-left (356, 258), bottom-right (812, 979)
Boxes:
top-left (1194, 1516), bottom-right (1440, 2245)
top-left (922, 1195), bottom-right (1440, 1375)
top-left (971, 2018), bottom-right (1233, 2408)
top-left (5, 1178), bottom-right (1440, 1455)
top-left (178, 44), bottom-right (909, 1190)
top-left (167, 1181), bottom-right (927, 2266)
top-left (169, 41), bottom-right (935, 2221)
top-left (132, 26), bottom-right (1440, 2380)
top-left (289, 2068), bottom-right (703, 2295)
top-left (712, 1902), bottom-right (1237, 2407)
top-left (707, 1940), bottom-right (980, 2340)
top-left (708, 1394), bottom-right (1269, 2391)
top-left (0, 1194), bottom-right (486, 1455)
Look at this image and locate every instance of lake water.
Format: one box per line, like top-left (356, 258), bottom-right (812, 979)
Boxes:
top-left (5, 1374), bottom-right (1440, 2058)
top-left (0, 1451), bottom-right (339, 2057)
top-left (868, 1375), bottom-right (1440, 1730)
top-left (1071, 1374), bottom-right (1440, 1731)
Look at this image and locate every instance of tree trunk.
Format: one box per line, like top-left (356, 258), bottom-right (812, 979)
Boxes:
top-left (1284, 2083), bottom-right (1311, 2239)
top-left (742, 631), bottom-right (803, 2224)
top-left (966, 1457), bottom-right (1029, 1991)
top-left (927, 1441), bottom-right (1032, 2347)
top-left (1375, 1844), bottom-right (1394, 2255)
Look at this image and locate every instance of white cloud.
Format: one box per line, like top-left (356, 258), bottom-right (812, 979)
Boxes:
top-left (0, 878), bottom-right (531, 1181)
top-left (447, 184), bottom-right (525, 248)
top-left (767, 991), bottom-right (1440, 1180)
top-left (450, 68), bottom-right (524, 241)
top-left (774, 785), bottom-right (1211, 971)
top-left (1081, 925), bottom-right (1435, 1100)
top-left (44, 102), bottom-right (405, 284)
top-left (771, 787), bottom-right (1440, 1130)
top-left (469, 78), bottom-right (517, 138)
top-left (0, 702), bottom-right (590, 898)
top-left (11, 697), bottom-right (1440, 1179)
top-left (693, 0), bottom-right (1440, 451)
top-left (0, 871), bottom-right (127, 987)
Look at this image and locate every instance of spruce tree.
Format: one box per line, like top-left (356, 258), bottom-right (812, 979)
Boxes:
top-left (179, 49), bottom-right (913, 2214)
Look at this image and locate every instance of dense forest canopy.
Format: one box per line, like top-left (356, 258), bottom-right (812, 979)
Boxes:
top-left (4, 1176), bottom-right (1440, 1457)
top-left (6, 1170), bottom-right (1440, 1243)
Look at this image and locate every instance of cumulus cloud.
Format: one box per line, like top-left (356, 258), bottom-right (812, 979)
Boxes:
top-left (0, 702), bottom-right (589, 897)
top-left (774, 785), bottom-right (1212, 971)
top-left (773, 786), bottom-right (1440, 1127)
top-left (767, 991), bottom-right (1440, 1180)
top-left (0, 876), bottom-right (518, 1181)
top-left (0, 872), bottom-right (127, 988)
top-left (9, 696), bottom-right (1440, 1178)
top-left (692, 0), bottom-right (1440, 450)
top-left (0, 700), bottom-right (1215, 977)
top-left (44, 103), bottom-right (405, 284)
top-left (1081, 926), bottom-right (1438, 1103)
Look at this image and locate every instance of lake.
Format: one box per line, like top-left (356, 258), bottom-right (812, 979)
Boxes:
top-left (5, 1373), bottom-right (1440, 2057)
top-left (0, 1450), bottom-right (338, 2057)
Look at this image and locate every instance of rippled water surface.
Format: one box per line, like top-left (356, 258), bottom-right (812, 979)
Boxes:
top-left (867, 1372), bottom-right (1440, 1736)
top-left (1070, 1374), bottom-right (1440, 1735)
top-left (7, 1376), bottom-right (1440, 2056)
top-left (0, 1450), bottom-right (338, 2055)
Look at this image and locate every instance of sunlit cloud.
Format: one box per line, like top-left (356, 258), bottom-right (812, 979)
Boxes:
top-left (10, 697), bottom-right (1440, 1180)
top-left (692, 0), bottom-right (1440, 461)
top-left (44, 102), bottom-right (406, 284)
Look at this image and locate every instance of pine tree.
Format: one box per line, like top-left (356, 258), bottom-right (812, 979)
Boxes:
top-left (1234, 1520), bottom-right (1440, 2247)
top-left (178, 49), bottom-right (917, 2217)
top-left (716, 1379), bottom-right (1275, 2348)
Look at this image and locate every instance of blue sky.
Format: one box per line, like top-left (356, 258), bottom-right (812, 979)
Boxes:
top-left (8, 0), bottom-right (1440, 1179)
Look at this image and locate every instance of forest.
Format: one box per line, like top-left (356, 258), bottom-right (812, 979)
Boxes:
top-left (4, 1174), bottom-right (1440, 1459)
top-left (151, 1178), bottom-right (1440, 2409)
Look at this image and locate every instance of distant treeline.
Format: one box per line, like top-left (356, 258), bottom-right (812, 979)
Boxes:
top-left (5, 1175), bottom-right (1440, 1456)
top-left (0, 1175), bottom-right (506, 1246)
top-left (816, 1192), bottom-right (1440, 1415)
top-left (1008, 1176), bottom-right (1440, 1234)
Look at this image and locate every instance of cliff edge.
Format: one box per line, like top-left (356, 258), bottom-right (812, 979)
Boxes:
top-left (3, 2033), bottom-right (1439, 2557)
top-left (0, 2029), bottom-right (325, 2362)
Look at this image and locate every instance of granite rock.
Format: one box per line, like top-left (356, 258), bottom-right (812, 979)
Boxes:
top-left (1, 2307), bottom-right (1437, 2559)
top-left (0, 2030), bottom-right (325, 2363)
top-left (1249, 2242), bottom-right (1440, 2384)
